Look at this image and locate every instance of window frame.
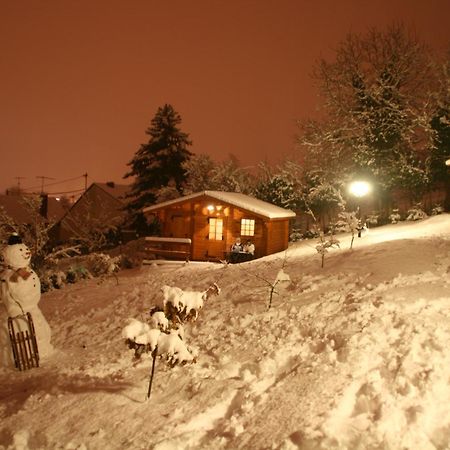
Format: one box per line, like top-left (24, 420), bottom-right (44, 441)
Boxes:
top-left (240, 218), bottom-right (255, 236)
top-left (208, 217), bottom-right (224, 240)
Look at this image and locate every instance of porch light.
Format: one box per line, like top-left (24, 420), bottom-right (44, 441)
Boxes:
top-left (207, 205), bottom-right (215, 212)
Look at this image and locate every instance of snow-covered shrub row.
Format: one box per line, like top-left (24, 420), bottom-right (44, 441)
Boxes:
top-left (39, 253), bottom-right (120, 292)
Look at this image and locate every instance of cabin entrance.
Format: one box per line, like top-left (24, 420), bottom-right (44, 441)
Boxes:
top-left (206, 216), bottom-right (227, 260)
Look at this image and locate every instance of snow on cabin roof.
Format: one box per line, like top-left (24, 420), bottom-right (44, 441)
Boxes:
top-left (143, 190), bottom-right (296, 219)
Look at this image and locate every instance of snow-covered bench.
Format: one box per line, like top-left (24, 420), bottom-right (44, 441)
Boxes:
top-left (144, 237), bottom-right (192, 262)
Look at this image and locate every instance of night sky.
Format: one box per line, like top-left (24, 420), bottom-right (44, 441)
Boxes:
top-left (1, 0), bottom-right (449, 197)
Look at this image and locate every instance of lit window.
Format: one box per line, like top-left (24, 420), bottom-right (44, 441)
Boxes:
top-left (241, 219), bottom-right (255, 236)
top-left (209, 218), bottom-right (223, 240)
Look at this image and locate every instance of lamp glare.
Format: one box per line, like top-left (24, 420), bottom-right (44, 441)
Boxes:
top-left (349, 181), bottom-right (371, 198)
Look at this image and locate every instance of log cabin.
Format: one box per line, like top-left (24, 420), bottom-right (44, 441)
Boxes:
top-left (142, 191), bottom-right (296, 262)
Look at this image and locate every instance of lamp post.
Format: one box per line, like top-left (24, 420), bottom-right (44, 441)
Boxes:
top-left (348, 180), bottom-right (371, 237)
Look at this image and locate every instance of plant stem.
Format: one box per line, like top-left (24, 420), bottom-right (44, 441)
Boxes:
top-left (147, 346), bottom-right (158, 400)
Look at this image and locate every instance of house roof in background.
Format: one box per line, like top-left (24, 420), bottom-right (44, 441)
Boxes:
top-left (143, 190), bottom-right (296, 219)
top-left (0, 194), bottom-right (66, 224)
top-left (94, 182), bottom-right (131, 202)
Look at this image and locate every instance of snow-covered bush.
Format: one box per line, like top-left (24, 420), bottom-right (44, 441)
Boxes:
top-left (40, 270), bottom-right (68, 292)
top-left (86, 253), bottom-right (120, 277)
top-left (289, 228), bottom-right (303, 242)
top-left (406, 203), bottom-right (428, 221)
top-left (39, 253), bottom-right (119, 292)
top-left (334, 211), bottom-right (360, 249)
top-left (162, 283), bottom-right (221, 323)
top-left (123, 282), bottom-right (221, 399)
top-left (65, 265), bottom-right (91, 284)
top-left (366, 213), bottom-right (379, 227)
top-left (302, 229), bottom-right (319, 240)
top-left (431, 204), bottom-right (444, 215)
top-left (315, 232), bottom-right (340, 268)
top-left (389, 209), bottom-right (402, 224)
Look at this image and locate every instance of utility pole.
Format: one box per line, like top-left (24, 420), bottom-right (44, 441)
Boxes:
top-left (14, 176), bottom-right (26, 194)
top-left (36, 176), bottom-right (55, 194)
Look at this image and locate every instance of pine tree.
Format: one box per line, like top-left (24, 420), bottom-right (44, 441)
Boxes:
top-left (124, 104), bottom-right (193, 215)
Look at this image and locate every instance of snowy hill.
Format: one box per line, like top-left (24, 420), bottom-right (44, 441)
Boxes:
top-left (0, 214), bottom-right (449, 450)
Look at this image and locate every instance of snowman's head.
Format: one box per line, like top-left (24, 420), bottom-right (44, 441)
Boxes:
top-left (3, 235), bottom-right (32, 269)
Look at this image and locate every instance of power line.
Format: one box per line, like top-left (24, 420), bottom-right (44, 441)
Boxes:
top-left (20, 174), bottom-right (87, 191)
top-left (45, 188), bottom-right (86, 195)
top-left (36, 176), bottom-right (55, 193)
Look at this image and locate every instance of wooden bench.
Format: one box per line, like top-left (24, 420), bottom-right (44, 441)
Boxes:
top-left (144, 237), bottom-right (192, 261)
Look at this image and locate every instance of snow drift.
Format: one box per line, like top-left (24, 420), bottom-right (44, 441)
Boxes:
top-left (0, 214), bottom-right (449, 450)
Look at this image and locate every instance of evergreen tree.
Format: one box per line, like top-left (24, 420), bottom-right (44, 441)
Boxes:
top-left (124, 104), bottom-right (193, 215)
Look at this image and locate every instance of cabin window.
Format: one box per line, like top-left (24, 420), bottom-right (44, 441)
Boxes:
top-left (241, 219), bottom-right (255, 236)
top-left (209, 218), bottom-right (223, 240)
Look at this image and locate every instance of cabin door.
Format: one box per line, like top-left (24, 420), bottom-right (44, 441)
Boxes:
top-left (207, 216), bottom-right (227, 260)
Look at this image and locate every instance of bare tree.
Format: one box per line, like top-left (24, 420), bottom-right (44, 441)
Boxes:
top-left (298, 24), bottom-right (440, 211)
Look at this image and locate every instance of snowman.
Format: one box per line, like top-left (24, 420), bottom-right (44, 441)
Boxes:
top-left (0, 234), bottom-right (53, 368)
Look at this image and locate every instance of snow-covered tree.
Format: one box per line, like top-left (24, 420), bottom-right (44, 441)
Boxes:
top-left (428, 53), bottom-right (450, 210)
top-left (298, 24), bottom-right (439, 211)
top-left (335, 210), bottom-right (361, 249)
top-left (253, 161), bottom-right (303, 209)
top-left (0, 195), bottom-right (80, 273)
top-left (123, 283), bottom-right (220, 400)
top-left (124, 104), bottom-right (193, 216)
top-left (209, 155), bottom-right (254, 193)
top-left (183, 154), bottom-right (254, 194)
top-left (154, 180), bottom-right (182, 203)
top-left (182, 153), bottom-right (216, 194)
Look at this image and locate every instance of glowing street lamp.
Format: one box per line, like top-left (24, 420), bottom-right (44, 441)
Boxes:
top-left (348, 180), bottom-right (371, 198)
top-left (348, 180), bottom-right (371, 237)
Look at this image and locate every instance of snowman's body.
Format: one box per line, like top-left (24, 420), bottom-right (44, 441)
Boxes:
top-left (0, 242), bottom-right (53, 368)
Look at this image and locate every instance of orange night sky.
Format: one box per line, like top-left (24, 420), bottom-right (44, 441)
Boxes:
top-left (1, 0), bottom-right (449, 196)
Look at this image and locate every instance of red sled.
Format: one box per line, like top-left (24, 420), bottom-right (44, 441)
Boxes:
top-left (8, 313), bottom-right (40, 371)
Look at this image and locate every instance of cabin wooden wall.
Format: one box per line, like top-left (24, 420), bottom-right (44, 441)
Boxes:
top-left (226, 207), bottom-right (265, 258)
top-left (147, 195), bottom-right (292, 261)
top-left (265, 220), bottom-right (290, 255)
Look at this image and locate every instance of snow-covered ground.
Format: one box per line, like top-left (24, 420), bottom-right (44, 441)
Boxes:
top-left (1, 214), bottom-right (449, 450)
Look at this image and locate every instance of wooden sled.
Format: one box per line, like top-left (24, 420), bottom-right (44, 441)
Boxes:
top-left (8, 312), bottom-right (40, 371)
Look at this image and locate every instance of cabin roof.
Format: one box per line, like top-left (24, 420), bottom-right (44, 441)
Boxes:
top-left (143, 190), bottom-right (296, 219)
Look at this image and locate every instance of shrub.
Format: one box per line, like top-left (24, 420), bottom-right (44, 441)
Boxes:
top-left (389, 209), bottom-right (402, 224)
top-left (406, 203), bottom-right (428, 221)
